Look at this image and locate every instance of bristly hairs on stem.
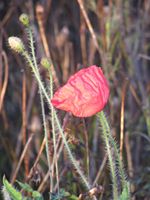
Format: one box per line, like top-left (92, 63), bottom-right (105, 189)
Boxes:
top-left (98, 111), bottom-right (130, 199)
top-left (98, 112), bottom-right (127, 185)
top-left (19, 14), bottom-right (53, 195)
top-left (43, 58), bottom-right (60, 195)
top-left (102, 115), bottom-right (130, 198)
top-left (98, 111), bottom-right (119, 200)
top-left (8, 13), bottom-right (92, 193)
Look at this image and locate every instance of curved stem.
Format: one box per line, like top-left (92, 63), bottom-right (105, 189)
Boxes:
top-left (22, 50), bottom-right (90, 190)
top-left (54, 111), bottom-right (90, 189)
top-left (26, 27), bottom-right (53, 193)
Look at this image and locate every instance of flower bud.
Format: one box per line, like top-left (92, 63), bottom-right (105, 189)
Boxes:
top-left (8, 37), bottom-right (25, 53)
top-left (19, 13), bottom-right (29, 27)
top-left (41, 57), bottom-right (51, 69)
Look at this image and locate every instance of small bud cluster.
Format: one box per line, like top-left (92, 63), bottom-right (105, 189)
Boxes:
top-left (41, 57), bottom-right (51, 69)
top-left (8, 37), bottom-right (25, 53)
top-left (19, 14), bottom-right (29, 27)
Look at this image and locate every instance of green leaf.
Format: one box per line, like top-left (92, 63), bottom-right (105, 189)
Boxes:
top-left (32, 191), bottom-right (43, 199)
top-left (3, 176), bottom-right (22, 200)
top-left (16, 181), bottom-right (33, 193)
top-left (17, 181), bottom-right (44, 200)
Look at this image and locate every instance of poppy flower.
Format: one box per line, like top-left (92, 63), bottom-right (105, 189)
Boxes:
top-left (51, 65), bottom-right (109, 117)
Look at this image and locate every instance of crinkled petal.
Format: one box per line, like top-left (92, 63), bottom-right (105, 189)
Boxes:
top-left (51, 65), bottom-right (109, 117)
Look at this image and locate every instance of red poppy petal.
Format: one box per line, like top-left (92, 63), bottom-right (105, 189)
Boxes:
top-left (51, 65), bottom-right (109, 117)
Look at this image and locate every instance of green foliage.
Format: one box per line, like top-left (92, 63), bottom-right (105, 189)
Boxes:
top-left (2, 177), bottom-right (44, 200)
top-left (16, 181), bottom-right (44, 199)
top-left (2, 177), bottom-right (22, 200)
top-left (50, 189), bottom-right (78, 200)
top-left (119, 183), bottom-right (130, 200)
top-left (2, 178), bottom-right (78, 200)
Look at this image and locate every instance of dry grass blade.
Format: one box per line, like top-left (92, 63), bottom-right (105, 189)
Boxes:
top-left (11, 134), bottom-right (34, 184)
top-left (93, 153), bottom-right (107, 186)
top-left (0, 29), bottom-right (2, 91)
top-left (120, 79), bottom-right (128, 161)
top-left (22, 72), bottom-right (29, 177)
top-left (125, 132), bottom-right (135, 194)
top-left (38, 131), bottom-right (68, 193)
top-left (77, 0), bottom-right (103, 57)
top-left (27, 137), bottom-right (46, 181)
top-left (36, 4), bottom-right (59, 87)
top-left (82, 119), bottom-right (90, 180)
top-left (0, 51), bottom-right (9, 112)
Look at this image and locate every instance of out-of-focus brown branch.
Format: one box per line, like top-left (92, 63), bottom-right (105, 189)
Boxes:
top-left (93, 153), bottom-right (107, 186)
top-left (0, 28), bottom-right (2, 91)
top-left (120, 79), bottom-right (128, 161)
top-left (0, 51), bottom-right (9, 112)
top-left (125, 132), bottom-right (135, 194)
top-left (22, 72), bottom-right (29, 176)
top-left (45, 0), bottom-right (52, 24)
top-left (27, 137), bottom-right (46, 181)
top-left (11, 134), bottom-right (34, 184)
top-left (1, 5), bottom-right (15, 27)
top-left (97, 0), bottom-right (107, 51)
top-left (38, 132), bottom-right (68, 193)
top-left (36, 4), bottom-right (59, 88)
top-left (80, 13), bottom-right (87, 66)
top-left (129, 84), bottom-right (141, 106)
top-left (77, 0), bottom-right (103, 57)
top-left (82, 119), bottom-right (89, 179)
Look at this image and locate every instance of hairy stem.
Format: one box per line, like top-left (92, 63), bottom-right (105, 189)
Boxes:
top-left (98, 111), bottom-right (118, 200)
top-left (49, 68), bottom-right (60, 194)
top-left (26, 27), bottom-right (53, 193)
top-left (54, 111), bottom-right (90, 189)
top-left (22, 50), bottom-right (90, 190)
top-left (99, 112), bottom-right (130, 198)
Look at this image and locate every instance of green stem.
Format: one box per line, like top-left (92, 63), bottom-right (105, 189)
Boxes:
top-left (22, 51), bottom-right (50, 102)
top-left (99, 112), bottom-right (130, 198)
top-left (26, 27), bottom-right (53, 193)
top-left (49, 68), bottom-right (60, 194)
top-left (99, 111), bottom-right (127, 187)
top-left (98, 111), bottom-right (118, 200)
top-left (54, 111), bottom-right (90, 189)
top-left (109, 133), bottom-right (126, 186)
top-left (22, 50), bottom-right (90, 190)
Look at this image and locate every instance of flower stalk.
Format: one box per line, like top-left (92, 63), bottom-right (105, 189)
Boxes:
top-left (98, 111), bottom-right (130, 199)
top-left (98, 111), bottom-right (118, 200)
top-left (8, 15), bottom-right (91, 192)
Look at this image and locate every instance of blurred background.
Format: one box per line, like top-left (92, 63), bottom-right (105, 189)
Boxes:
top-left (0, 0), bottom-right (150, 199)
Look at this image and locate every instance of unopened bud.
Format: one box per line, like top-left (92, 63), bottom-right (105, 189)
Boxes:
top-left (19, 13), bottom-right (29, 27)
top-left (41, 57), bottom-right (51, 69)
top-left (8, 37), bottom-right (25, 53)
